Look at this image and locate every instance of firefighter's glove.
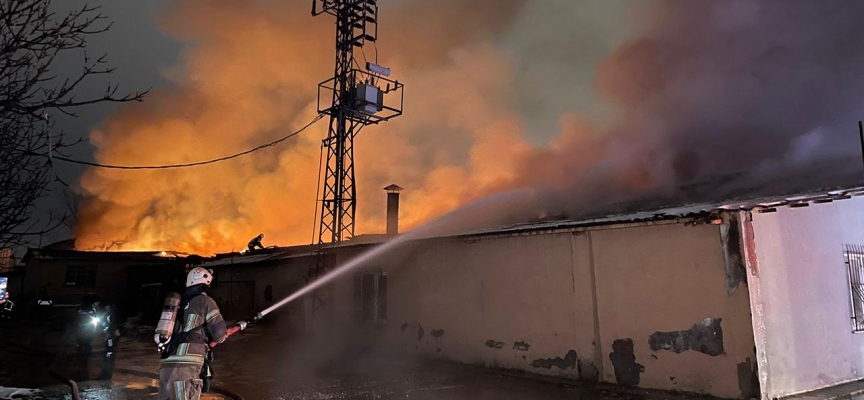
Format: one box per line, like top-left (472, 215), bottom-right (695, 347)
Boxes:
top-left (225, 324), bottom-right (241, 337)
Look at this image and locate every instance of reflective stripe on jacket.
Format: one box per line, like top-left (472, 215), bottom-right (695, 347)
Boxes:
top-left (160, 293), bottom-right (227, 367)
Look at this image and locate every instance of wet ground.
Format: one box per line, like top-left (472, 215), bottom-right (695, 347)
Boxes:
top-left (1, 320), bottom-right (718, 400)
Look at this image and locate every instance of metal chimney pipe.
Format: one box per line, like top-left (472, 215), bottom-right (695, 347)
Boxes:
top-left (384, 184), bottom-right (402, 236)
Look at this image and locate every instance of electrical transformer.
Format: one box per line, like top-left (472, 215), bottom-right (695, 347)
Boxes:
top-left (356, 83), bottom-right (383, 114)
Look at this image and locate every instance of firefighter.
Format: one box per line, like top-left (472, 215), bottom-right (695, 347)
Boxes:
top-left (158, 267), bottom-right (245, 400)
top-left (97, 304), bottom-right (121, 380)
top-left (36, 286), bottom-right (52, 306)
top-left (75, 294), bottom-right (103, 381)
top-left (247, 234), bottom-right (265, 252)
top-left (0, 292), bottom-right (13, 321)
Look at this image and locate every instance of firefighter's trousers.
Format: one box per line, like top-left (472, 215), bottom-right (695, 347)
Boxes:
top-left (158, 365), bottom-right (203, 400)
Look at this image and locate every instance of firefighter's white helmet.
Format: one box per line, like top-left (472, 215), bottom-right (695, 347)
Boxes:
top-left (186, 267), bottom-right (213, 287)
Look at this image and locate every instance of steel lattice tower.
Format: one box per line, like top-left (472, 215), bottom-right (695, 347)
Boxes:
top-left (310, 0), bottom-right (403, 282)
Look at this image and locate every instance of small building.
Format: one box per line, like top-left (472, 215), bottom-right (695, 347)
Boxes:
top-left (21, 248), bottom-right (188, 320)
top-left (203, 183), bottom-right (864, 399)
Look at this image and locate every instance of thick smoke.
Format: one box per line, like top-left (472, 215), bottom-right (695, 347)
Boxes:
top-left (607, 0), bottom-right (864, 170)
top-left (76, 0), bottom-right (864, 253)
top-left (510, 0), bottom-right (864, 218)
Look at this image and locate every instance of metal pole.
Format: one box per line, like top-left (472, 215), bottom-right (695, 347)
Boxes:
top-left (859, 121), bottom-right (864, 173)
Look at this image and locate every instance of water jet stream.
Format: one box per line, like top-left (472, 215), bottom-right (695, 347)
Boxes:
top-left (251, 189), bottom-right (533, 320)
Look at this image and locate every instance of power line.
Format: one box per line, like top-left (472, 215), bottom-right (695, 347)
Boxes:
top-left (47, 113), bottom-right (326, 170)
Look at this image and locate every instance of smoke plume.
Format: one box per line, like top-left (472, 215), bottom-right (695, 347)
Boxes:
top-left (523, 0), bottom-right (864, 216)
top-left (76, 0), bottom-right (864, 253)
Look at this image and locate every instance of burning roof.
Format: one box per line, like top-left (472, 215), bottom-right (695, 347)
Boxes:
top-left (197, 176), bottom-right (864, 269)
top-left (22, 249), bottom-right (186, 264)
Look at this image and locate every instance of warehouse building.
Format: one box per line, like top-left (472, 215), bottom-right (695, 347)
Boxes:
top-left (202, 182), bottom-right (864, 399)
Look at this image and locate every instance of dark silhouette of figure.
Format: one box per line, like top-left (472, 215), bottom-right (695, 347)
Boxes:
top-left (264, 285), bottom-right (273, 304)
top-left (247, 234), bottom-right (265, 252)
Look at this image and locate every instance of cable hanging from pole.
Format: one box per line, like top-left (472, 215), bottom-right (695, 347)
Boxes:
top-left (39, 113), bottom-right (326, 170)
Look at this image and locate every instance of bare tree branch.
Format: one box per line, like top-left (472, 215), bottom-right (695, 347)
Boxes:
top-left (0, 0), bottom-right (148, 249)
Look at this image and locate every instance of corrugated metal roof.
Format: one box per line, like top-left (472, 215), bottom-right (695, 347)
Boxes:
top-left (201, 239), bottom-right (382, 268)
top-left (457, 185), bottom-right (864, 237)
top-left (200, 183), bottom-right (864, 268)
top-left (24, 249), bottom-right (182, 263)
top-left (202, 250), bottom-right (300, 267)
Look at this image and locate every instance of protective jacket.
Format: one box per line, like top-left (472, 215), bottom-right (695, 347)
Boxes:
top-left (160, 285), bottom-right (227, 367)
top-left (76, 306), bottom-right (105, 339)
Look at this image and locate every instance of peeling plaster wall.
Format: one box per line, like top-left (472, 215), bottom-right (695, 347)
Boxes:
top-left (591, 224), bottom-right (756, 398)
top-left (750, 196), bottom-right (864, 399)
top-left (375, 233), bottom-right (598, 380)
top-left (349, 221), bottom-right (757, 398)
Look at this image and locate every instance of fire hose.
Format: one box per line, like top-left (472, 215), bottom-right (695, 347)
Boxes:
top-left (7, 344), bottom-right (80, 400)
top-left (208, 313), bottom-right (262, 348)
top-left (48, 370), bottom-right (80, 400)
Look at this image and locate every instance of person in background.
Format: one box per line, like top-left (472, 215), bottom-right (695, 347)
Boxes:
top-left (34, 286), bottom-right (52, 323)
top-left (75, 294), bottom-right (102, 381)
top-left (247, 234), bottom-right (265, 252)
top-left (0, 292), bottom-right (13, 321)
top-left (96, 303), bottom-right (121, 380)
top-left (36, 286), bottom-right (51, 305)
top-left (264, 284), bottom-right (273, 305)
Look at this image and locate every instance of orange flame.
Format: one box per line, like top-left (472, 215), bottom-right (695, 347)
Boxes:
top-left (75, 1), bottom-right (864, 254)
top-left (75, 0), bottom-right (538, 254)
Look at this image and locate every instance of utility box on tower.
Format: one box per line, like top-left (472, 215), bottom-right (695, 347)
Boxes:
top-left (317, 69), bottom-right (403, 123)
top-left (356, 84), bottom-right (383, 114)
